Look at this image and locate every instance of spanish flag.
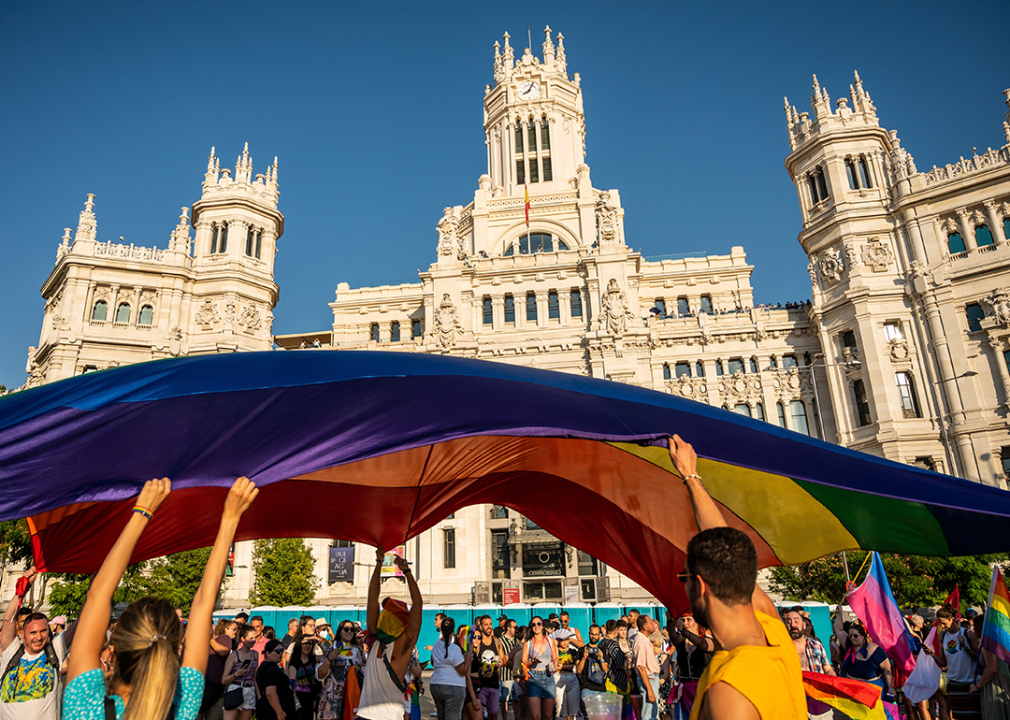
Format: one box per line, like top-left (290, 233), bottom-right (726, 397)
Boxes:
top-left (525, 184), bottom-right (530, 227)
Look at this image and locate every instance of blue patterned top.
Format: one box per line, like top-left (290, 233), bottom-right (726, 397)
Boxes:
top-left (62, 666), bottom-right (205, 720)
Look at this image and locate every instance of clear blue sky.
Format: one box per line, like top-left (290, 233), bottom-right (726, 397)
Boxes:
top-left (1, 0), bottom-right (1006, 388)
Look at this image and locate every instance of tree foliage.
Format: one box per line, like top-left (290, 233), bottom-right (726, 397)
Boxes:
top-left (142, 547), bottom-right (223, 615)
top-left (46, 564), bottom-right (150, 620)
top-left (769, 551), bottom-right (1007, 610)
top-left (250, 538), bottom-right (320, 606)
top-left (0, 519), bottom-right (34, 568)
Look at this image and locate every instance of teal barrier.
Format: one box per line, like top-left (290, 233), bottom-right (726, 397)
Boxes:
top-left (561, 603), bottom-right (593, 642)
top-left (593, 602), bottom-right (624, 627)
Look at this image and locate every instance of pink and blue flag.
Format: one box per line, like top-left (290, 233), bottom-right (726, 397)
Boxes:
top-left (846, 552), bottom-right (917, 675)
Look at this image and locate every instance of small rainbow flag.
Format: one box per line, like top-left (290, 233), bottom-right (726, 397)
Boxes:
top-left (801, 672), bottom-right (891, 720)
top-left (524, 184), bottom-right (530, 227)
top-left (982, 565), bottom-right (1010, 663)
top-left (376, 597), bottom-right (409, 644)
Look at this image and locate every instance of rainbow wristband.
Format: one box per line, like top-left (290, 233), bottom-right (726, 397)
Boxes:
top-left (132, 506), bottom-right (153, 520)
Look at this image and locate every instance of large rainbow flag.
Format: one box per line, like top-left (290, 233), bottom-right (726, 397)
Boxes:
top-left (801, 672), bottom-right (895, 720)
top-left (4, 352), bottom-right (1010, 612)
top-left (982, 565), bottom-right (1010, 663)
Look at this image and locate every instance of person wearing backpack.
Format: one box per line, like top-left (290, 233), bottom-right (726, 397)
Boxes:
top-left (575, 625), bottom-right (610, 704)
top-left (0, 567), bottom-right (75, 720)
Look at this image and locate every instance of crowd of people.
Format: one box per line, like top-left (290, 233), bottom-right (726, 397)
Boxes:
top-left (1, 435), bottom-right (1009, 719)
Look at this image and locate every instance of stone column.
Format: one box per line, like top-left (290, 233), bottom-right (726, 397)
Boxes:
top-left (957, 209), bottom-right (977, 251)
top-left (990, 337), bottom-right (1010, 409)
top-left (536, 291), bottom-right (547, 328)
top-left (559, 289), bottom-right (571, 326)
top-left (985, 201), bottom-right (1007, 245)
top-left (492, 295), bottom-right (504, 332)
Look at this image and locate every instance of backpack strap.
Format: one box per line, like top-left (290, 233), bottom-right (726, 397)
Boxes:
top-left (379, 643), bottom-right (408, 694)
top-left (0, 644), bottom-right (26, 688)
top-left (104, 696), bottom-right (116, 720)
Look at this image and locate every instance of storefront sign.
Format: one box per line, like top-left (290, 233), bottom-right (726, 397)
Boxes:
top-left (329, 546), bottom-right (354, 584)
top-left (503, 588), bottom-right (521, 605)
top-left (522, 542), bottom-right (564, 577)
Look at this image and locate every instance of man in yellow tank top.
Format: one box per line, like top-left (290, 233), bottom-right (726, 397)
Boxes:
top-left (668, 435), bottom-right (806, 720)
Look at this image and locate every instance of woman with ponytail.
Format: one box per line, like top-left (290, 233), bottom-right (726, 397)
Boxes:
top-left (63, 476), bottom-right (259, 720)
top-left (429, 617), bottom-right (470, 720)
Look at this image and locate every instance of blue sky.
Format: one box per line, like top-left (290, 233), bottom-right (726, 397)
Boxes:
top-left (1, 0), bottom-right (1006, 388)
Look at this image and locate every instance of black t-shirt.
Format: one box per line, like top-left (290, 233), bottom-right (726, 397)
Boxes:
top-left (281, 633), bottom-right (297, 649)
top-left (256, 660), bottom-right (297, 720)
top-left (472, 636), bottom-right (501, 689)
top-left (577, 645), bottom-right (608, 693)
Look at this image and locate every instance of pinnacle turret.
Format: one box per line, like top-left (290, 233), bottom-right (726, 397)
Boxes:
top-left (74, 193), bottom-right (97, 243)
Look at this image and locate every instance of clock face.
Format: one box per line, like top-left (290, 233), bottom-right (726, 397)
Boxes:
top-left (517, 80), bottom-right (540, 100)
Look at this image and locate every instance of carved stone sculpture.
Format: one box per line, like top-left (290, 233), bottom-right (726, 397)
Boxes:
top-left (196, 300), bottom-right (220, 328)
top-left (595, 192), bottom-right (621, 246)
top-left (436, 207), bottom-right (461, 258)
top-left (983, 288), bottom-right (1010, 327)
top-left (432, 293), bottom-right (464, 349)
top-left (600, 279), bottom-right (635, 336)
top-left (818, 249), bottom-right (845, 283)
top-left (861, 237), bottom-right (894, 272)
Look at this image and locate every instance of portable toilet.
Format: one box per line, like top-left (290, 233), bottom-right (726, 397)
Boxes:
top-left (473, 604), bottom-right (504, 628)
top-left (502, 603), bottom-right (533, 629)
top-left (653, 606), bottom-right (669, 626)
top-left (624, 603), bottom-right (656, 627)
top-left (561, 602), bottom-right (593, 642)
top-left (250, 606), bottom-right (279, 630)
top-left (331, 605), bottom-right (364, 629)
top-left (531, 602), bottom-right (562, 626)
top-left (305, 606), bottom-right (335, 633)
top-left (776, 601), bottom-right (833, 645)
top-left (419, 605), bottom-right (446, 661)
top-left (213, 609), bottom-right (244, 622)
top-left (593, 602), bottom-right (624, 627)
top-left (443, 604), bottom-right (474, 636)
top-left (276, 606), bottom-right (306, 635)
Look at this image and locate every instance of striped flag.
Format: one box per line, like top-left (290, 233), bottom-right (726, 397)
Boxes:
top-left (802, 672), bottom-right (895, 719)
top-left (525, 184), bottom-right (530, 227)
top-left (846, 552), bottom-right (917, 675)
top-left (982, 565), bottom-right (1010, 663)
top-left (904, 586), bottom-right (959, 703)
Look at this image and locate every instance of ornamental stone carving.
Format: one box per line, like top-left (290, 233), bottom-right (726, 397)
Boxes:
top-left (239, 305), bottom-right (261, 331)
top-left (818, 249), bottom-right (844, 283)
top-left (595, 192), bottom-right (622, 246)
top-left (437, 207), bottom-right (465, 259)
top-left (861, 237), bottom-right (894, 273)
top-left (770, 368), bottom-right (810, 403)
top-left (600, 279), bottom-right (636, 336)
top-left (888, 338), bottom-right (910, 362)
top-left (667, 375), bottom-right (708, 401)
top-left (906, 260), bottom-right (928, 280)
top-left (432, 293), bottom-right (464, 349)
top-left (719, 370), bottom-right (762, 407)
top-left (196, 299), bottom-right (220, 328)
top-left (982, 288), bottom-right (1010, 327)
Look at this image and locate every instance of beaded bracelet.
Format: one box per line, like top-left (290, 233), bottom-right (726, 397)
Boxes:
top-left (684, 473), bottom-right (703, 481)
top-left (132, 505), bottom-right (153, 520)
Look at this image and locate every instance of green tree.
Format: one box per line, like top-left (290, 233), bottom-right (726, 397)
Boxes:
top-left (769, 551), bottom-right (1007, 610)
top-left (250, 538), bottom-right (319, 606)
top-left (46, 564), bottom-right (150, 619)
top-left (142, 547), bottom-right (225, 614)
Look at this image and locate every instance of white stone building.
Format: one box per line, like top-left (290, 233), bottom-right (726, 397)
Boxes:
top-left (19, 30), bottom-right (1010, 607)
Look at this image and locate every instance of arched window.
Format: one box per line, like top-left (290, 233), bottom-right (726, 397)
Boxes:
top-left (540, 117), bottom-right (550, 150)
top-left (695, 361), bottom-right (705, 377)
top-left (895, 372), bottom-right (920, 418)
top-left (790, 401), bottom-right (811, 435)
top-left (91, 300), bottom-right (108, 322)
top-left (514, 122), bottom-right (524, 154)
top-left (662, 364), bottom-right (671, 380)
top-left (509, 233), bottom-right (568, 255)
top-left (245, 227), bottom-right (255, 256)
top-left (541, 117), bottom-right (552, 181)
top-left (858, 158), bottom-right (872, 188)
top-left (219, 223), bottom-right (228, 253)
top-left (947, 232), bottom-right (966, 254)
top-left (115, 303), bottom-right (131, 324)
top-left (808, 167), bottom-right (829, 204)
top-left (776, 402), bottom-right (787, 427)
top-left (733, 404), bottom-right (752, 418)
top-left (138, 305), bottom-right (154, 326)
top-left (527, 119), bottom-right (537, 155)
top-left (570, 289), bottom-right (583, 318)
top-left (754, 403), bottom-right (766, 422)
top-left (749, 357), bottom-right (758, 373)
top-left (715, 360), bottom-right (724, 376)
top-left (976, 225), bottom-right (995, 248)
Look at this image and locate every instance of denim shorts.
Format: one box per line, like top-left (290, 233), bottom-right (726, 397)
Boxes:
top-left (525, 670), bottom-right (557, 699)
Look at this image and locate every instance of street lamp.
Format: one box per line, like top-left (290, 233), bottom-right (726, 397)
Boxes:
top-left (928, 370), bottom-right (978, 478)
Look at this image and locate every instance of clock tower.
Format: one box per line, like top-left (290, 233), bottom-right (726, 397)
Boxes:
top-left (484, 27), bottom-right (586, 196)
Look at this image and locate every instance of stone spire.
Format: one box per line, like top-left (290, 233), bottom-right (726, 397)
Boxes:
top-left (811, 75), bottom-right (830, 119)
top-left (170, 207), bottom-right (192, 252)
top-left (493, 41), bottom-right (504, 84)
top-left (849, 70), bottom-right (876, 118)
top-left (74, 193), bottom-right (97, 243)
top-left (266, 156), bottom-right (279, 191)
top-left (555, 32), bottom-right (567, 75)
top-left (542, 26), bottom-right (555, 67)
top-left (205, 146), bottom-right (220, 184)
top-left (236, 142), bottom-right (253, 183)
top-left (502, 32), bottom-right (514, 81)
top-left (1004, 88), bottom-right (1010, 145)
top-left (57, 228), bottom-right (72, 259)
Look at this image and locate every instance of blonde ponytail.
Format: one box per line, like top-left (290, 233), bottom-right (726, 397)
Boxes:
top-left (110, 597), bottom-right (184, 720)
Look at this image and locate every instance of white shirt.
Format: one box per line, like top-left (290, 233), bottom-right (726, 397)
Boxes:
top-left (0, 634), bottom-right (67, 720)
top-left (358, 642), bottom-right (407, 720)
top-left (430, 641), bottom-right (467, 688)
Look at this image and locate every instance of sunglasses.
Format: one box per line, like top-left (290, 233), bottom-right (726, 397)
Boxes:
top-left (341, 627), bottom-right (354, 632)
top-left (531, 622), bottom-right (542, 627)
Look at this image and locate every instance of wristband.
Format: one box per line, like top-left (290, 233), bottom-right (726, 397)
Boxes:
top-left (132, 506), bottom-right (153, 520)
top-left (684, 473), bottom-right (702, 481)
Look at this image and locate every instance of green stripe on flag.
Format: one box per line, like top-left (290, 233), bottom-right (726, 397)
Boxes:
top-left (794, 480), bottom-right (951, 556)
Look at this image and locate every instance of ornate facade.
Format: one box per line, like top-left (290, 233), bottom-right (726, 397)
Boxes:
top-left (19, 32), bottom-right (1010, 606)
